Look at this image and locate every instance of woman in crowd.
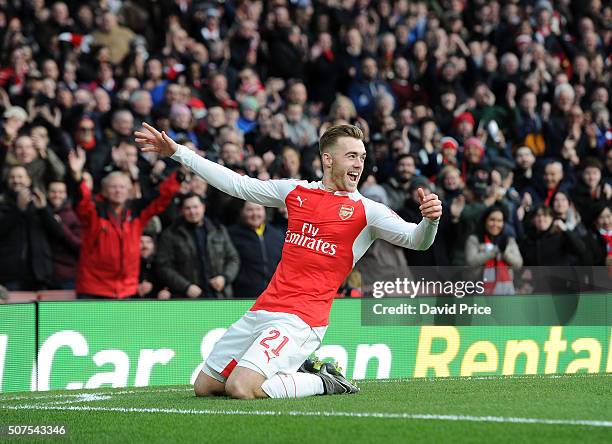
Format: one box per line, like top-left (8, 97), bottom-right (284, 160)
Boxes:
top-left (465, 205), bottom-right (523, 295)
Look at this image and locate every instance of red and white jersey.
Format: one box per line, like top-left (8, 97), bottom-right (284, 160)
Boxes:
top-left (172, 145), bottom-right (439, 327)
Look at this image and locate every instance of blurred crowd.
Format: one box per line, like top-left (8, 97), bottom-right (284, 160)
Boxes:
top-left (0, 0), bottom-right (610, 300)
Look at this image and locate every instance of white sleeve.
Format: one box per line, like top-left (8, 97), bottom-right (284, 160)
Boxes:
top-left (365, 199), bottom-right (439, 250)
top-left (171, 144), bottom-right (300, 207)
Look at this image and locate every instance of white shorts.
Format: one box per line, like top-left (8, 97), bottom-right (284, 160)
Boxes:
top-left (202, 310), bottom-right (327, 382)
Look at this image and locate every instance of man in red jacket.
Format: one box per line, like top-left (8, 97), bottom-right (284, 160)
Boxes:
top-left (68, 148), bottom-right (181, 298)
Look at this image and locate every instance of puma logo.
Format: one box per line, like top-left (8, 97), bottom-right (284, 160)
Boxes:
top-left (296, 196), bottom-right (307, 207)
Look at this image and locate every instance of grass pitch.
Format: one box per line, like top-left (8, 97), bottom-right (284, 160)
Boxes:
top-left (1, 374), bottom-right (611, 443)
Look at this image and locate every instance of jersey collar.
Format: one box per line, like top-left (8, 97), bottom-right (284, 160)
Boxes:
top-left (316, 181), bottom-right (362, 201)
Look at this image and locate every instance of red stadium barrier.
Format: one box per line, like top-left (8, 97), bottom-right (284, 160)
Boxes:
top-left (37, 290), bottom-right (76, 301)
top-left (6, 291), bottom-right (38, 304)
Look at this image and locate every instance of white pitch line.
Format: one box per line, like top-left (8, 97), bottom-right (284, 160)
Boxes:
top-left (0, 387), bottom-right (191, 402)
top-left (358, 373), bottom-right (612, 383)
top-left (2, 404), bottom-right (611, 428)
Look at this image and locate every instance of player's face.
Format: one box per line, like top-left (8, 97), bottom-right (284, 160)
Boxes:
top-left (327, 137), bottom-right (366, 192)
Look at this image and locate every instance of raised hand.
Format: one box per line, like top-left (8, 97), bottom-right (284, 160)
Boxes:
top-left (68, 147), bottom-right (86, 181)
top-left (31, 188), bottom-right (47, 209)
top-left (134, 123), bottom-right (178, 157)
top-left (418, 188), bottom-right (442, 221)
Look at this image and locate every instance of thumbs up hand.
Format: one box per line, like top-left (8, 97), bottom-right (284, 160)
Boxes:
top-left (418, 187), bottom-right (442, 221)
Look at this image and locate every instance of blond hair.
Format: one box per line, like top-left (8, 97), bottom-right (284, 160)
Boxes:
top-left (319, 124), bottom-right (364, 156)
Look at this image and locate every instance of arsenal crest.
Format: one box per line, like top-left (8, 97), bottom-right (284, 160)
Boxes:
top-left (338, 204), bottom-right (354, 220)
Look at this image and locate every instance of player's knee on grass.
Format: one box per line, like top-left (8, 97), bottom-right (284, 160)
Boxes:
top-left (194, 371), bottom-right (225, 397)
top-left (225, 366), bottom-right (268, 399)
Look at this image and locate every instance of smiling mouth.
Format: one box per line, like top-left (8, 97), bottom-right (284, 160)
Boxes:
top-left (347, 172), bottom-right (360, 184)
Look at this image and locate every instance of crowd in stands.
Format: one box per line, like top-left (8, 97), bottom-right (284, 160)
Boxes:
top-left (0, 0), bottom-right (610, 300)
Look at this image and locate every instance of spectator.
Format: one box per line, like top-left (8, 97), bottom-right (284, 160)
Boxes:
top-left (307, 32), bottom-right (340, 111)
top-left (338, 28), bottom-right (368, 93)
top-left (513, 146), bottom-right (538, 195)
top-left (545, 83), bottom-right (575, 155)
top-left (0, 106), bottom-right (28, 153)
top-left (590, 102), bottom-right (611, 154)
top-left (88, 109), bottom-right (135, 178)
top-left (465, 205), bottom-right (523, 295)
top-left (389, 57), bottom-right (416, 110)
top-left (0, 0), bottom-right (607, 299)
top-left (413, 117), bottom-right (442, 178)
top-left (520, 205), bottom-right (586, 268)
top-left (437, 165), bottom-right (464, 206)
top-left (68, 148), bottom-right (181, 299)
top-left (91, 10), bottom-right (136, 65)
top-left (571, 158), bottom-right (611, 225)
top-left (228, 201), bottom-right (284, 299)
top-left (265, 19), bottom-right (306, 80)
top-left (327, 95), bottom-right (358, 125)
top-left (605, 149), bottom-right (612, 187)
top-left (382, 154), bottom-right (416, 211)
top-left (237, 97), bottom-right (259, 136)
top-left (46, 180), bottom-right (81, 289)
top-left (511, 91), bottom-right (546, 157)
top-left (284, 103), bottom-right (317, 149)
top-left (274, 145), bottom-right (302, 180)
top-left (582, 204), bottom-right (611, 268)
top-left (398, 177), bottom-right (454, 268)
top-left (3, 134), bottom-right (65, 191)
top-left (435, 89), bottom-right (460, 136)
top-left (355, 184), bottom-right (411, 289)
top-left (460, 137), bottom-right (487, 182)
top-left (202, 72), bottom-right (234, 110)
top-left (167, 104), bottom-right (198, 146)
top-left (138, 231), bottom-right (168, 299)
top-left (130, 89), bottom-right (154, 129)
top-left (525, 160), bottom-right (572, 206)
top-left (453, 111), bottom-right (476, 145)
top-left (155, 193), bottom-right (239, 298)
top-left (0, 165), bottom-right (53, 290)
top-left (348, 57), bottom-right (392, 121)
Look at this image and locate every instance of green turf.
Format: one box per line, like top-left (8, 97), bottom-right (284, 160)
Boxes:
top-left (1, 374), bottom-right (611, 443)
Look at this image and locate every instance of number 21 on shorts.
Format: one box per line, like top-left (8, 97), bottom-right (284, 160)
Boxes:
top-left (260, 329), bottom-right (289, 363)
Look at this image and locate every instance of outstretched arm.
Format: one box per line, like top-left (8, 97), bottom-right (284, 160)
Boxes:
top-left (367, 189), bottom-right (441, 250)
top-left (135, 123), bottom-right (297, 207)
